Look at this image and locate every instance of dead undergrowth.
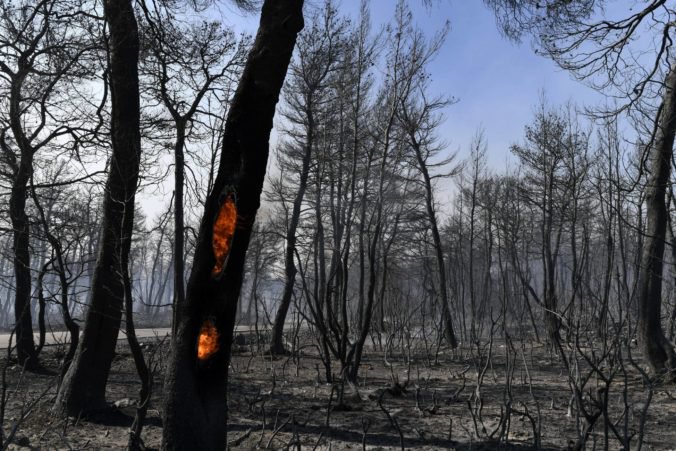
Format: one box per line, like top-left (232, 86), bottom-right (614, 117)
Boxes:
top-left (1, 333), bottom-right (675, 450)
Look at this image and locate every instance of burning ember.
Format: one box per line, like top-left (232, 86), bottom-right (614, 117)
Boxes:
top-left (212, 193), bottom-right (237, 276)
top-left (197, 319), bottom-right (219, 360)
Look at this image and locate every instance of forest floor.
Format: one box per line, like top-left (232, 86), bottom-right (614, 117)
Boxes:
top-left (2, 332), bottom-right (676, 450)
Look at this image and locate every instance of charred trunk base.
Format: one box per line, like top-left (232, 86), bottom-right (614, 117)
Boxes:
top-left (268, 322), bottom-right (291, 356)
top-left (641, 332), bottom-right (676, 380)
top-left (545, 310), bottom-right (561, 351)
top-left (162, 325), bottom-right (232, 450)
top-left (443, 321), bottom-right (458, 349)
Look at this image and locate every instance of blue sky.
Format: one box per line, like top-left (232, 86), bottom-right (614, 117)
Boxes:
top-left (219, 0), bottom-right (606, 170)
top-left (140, 0), bottom-right (652, 220)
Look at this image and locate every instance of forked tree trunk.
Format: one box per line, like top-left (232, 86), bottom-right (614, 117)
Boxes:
top-left (7, 63), bottom-right (37, 368)
top-left (54, 0), bottom-right (141, 415)
top-left (637, 63), bottom-right (676, 377)
top-left (161, 1), bottom-right (304, 449)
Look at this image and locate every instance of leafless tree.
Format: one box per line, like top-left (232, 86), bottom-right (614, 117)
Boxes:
top-left (139, 1), bottom-right (248, 331)
top-left (484, 0), bottom-right (676, 375)
top-left (0, 0), bottom-right (98, 369)
top-left (55, 0), bottom-right (143, 415)
top-left (269, 0), bottom-right (348, 355)
top-left (161, 0), bottom-right (304, 447)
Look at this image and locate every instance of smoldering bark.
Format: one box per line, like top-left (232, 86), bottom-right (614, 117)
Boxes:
top-left (637, 63), bottom-right (676, 377)
top-left (54, 0), bottom-right (141, 415)
top-left (161, 1), bottom-right (304, 449)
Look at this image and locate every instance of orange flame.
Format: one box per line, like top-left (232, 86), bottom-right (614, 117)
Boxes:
top-left (197, 319), bottom-right (220, 360)
top-left (212, 193), bottom-right (237, 276)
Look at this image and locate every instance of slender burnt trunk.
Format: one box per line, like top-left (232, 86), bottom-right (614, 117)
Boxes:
top-left (57, 262), bottom-right (78, 378)
top-left (161, 1), bottom-right (303, 448)
top-left (543, 157), bottom-right (561, 347)
top-left (54, 0), bottom-right (141, 415)
top-left (411, 140), bottom-right (458, 349)
top-left (637, 63), bottom-right (676, 377)
top-left (399, 88), bottom-right (458, 344)
top-left (269, 112), bottom-right (314, 355)
top-left (30, 178), bottom-right (80, 377)
top-left (172, 121), bottom-right (187, 334)
top-left (36, 264), bottom-right (47, 355)
top-left (124, 266), bottom-right (151, 451)
top-left (468, 169), bottom-right (478, 341)
top-left (347, 98), bottom-right (398, 381)
top-left (357, 151), bottom-right (373, 331)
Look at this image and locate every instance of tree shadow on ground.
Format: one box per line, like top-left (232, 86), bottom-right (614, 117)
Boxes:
top-left (78, 406), bottom-right (162, 428)
top-left (228, 422), bottom-right (561, 450)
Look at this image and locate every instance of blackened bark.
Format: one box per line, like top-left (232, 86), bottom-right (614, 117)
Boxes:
top-left (36, 264), bottom-right (48, 355)
top-left (637, 63), bottom-right (676, 377)
top-left (124, 267), bottom-right (151, 451)
top-left (161, 1), bottom-right (304, 449)
top-left (30, 179), bottom-right (80, 376)
top-left (413, 145), bottom-right (458, 349)
top-left (172, 121), bottom-right (186, 335)
top-left (543, 138), bottom-right (562, 347)
top-left (54, 0), bottom-right (141, 415)
top-left (8, 72), bottom-right (36, 367)
top-left (9, 177), bottom-right (37, 368)
top-left (9, 159), bottom-right (36, 367)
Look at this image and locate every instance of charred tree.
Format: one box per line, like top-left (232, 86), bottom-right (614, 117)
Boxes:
top-left (399, 94), bottom-right (459, 349)
top-left (138, 6), bottom-right (244, 332)
top-left (0, 1), bottom-right (43, 368)
top-left (0, 0), bottom-right (97, 368)
top-left (269, 3), bottom-right (344, 355)
top-left (7, 146), bottom-right (36, 368)
top-left (54, 0), bottom-right (142, 415)
top-left (161, 0), bottom-right (304, 449)
top-left (30, 178), bottom-right (80, 376)
top-left (268, 140), bottom-right (311, 355)
top-left (637, 63), bottom-right (676, 378)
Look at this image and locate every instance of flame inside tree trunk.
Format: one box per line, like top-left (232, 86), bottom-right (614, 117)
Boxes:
top-left (161, 1), bottom-right (304, 449)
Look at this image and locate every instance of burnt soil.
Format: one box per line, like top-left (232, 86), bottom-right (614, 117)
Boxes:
top-left (2, 333), bottom-right (676, 450)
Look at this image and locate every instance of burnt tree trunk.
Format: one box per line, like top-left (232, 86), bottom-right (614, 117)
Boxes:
top-left (413, 142), bottom-right (458, 349)
top-left (30, 179), bottom-right (80, 377)
top-left (35, 263), bottom-right (48, 356)
top-left (9, 154), bottom-right (36, 367)
top-left (54, 0), bottom-right (141, 415)
top-left (161, 1), bottom-right (304, 449)
top-left (637, 63), bottom-right (676, 377)
top-left (172, 120), bottom-right (187, 334)
top-left (7, 64), bottom-right (37, 368)
top-left (124, 267), bottom-right (151, 451)
top-left (269, 116), bottom-right (313, 355)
